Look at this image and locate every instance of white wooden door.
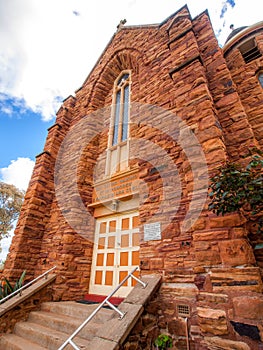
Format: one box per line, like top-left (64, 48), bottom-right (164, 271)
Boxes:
top-left (89, 212), bottom-right (140, 297)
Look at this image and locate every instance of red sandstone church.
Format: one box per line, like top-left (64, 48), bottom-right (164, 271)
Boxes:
top-left (1, 5), bottom-right (263, 350)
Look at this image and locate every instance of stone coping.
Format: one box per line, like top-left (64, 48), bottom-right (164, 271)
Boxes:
top-left (0, 274), bottom-right (56, 317)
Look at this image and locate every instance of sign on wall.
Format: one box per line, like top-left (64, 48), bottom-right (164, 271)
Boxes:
top-left (144, 222), bottom-right (161, 241)
top-left (92, 171), bottom-right (139, 203)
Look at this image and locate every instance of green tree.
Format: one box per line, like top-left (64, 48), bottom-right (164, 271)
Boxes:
top-left (208, 148), bottom-right (263, 233)
top-left (0, 182), bottom-right (24, 240)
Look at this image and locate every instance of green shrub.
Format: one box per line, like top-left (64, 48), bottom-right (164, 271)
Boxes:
top-left (0, 270), bottom-right (26, 300)
top-left (209, 149), bottom-right (263, 233)
top-left (154, 334), bottom-right (173, 349)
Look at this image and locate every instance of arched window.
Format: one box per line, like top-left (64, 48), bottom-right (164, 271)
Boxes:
top-left (258, 71), bottom-right (263, 88)
top-left (238, 38), bottom-right (261, 64)
top-left (112, 73), bottom-right (130, 145)
top-left (106, 71), bottom-right (131, 175)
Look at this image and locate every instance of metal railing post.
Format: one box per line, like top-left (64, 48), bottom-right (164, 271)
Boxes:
top-left (130, 273), bottom-right (147, 288)
top-left (58, 266), bottom-right (147, 350)
top-left (105, 300), bottom-right (126, 319)
top-left (0, 266), bottom-right (56, 305)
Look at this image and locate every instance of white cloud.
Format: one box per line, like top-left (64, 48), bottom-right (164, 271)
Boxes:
top-left (0, 157), bottom-right (34, 261)
top-left (0, 105), bottom-right (12, 115)
top-left (0, 157), bottom-right (35, 191)
top-left (0, 230), bottom-right (14, 262)
top-left (0, 0), bottom-right (262, 121)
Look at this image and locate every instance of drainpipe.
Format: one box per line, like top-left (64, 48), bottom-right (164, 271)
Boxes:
top-left (184, 317), bottom-right (190, 350)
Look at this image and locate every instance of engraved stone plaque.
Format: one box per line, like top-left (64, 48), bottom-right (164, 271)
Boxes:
top-left (144, 222), bottom-right (161, 241)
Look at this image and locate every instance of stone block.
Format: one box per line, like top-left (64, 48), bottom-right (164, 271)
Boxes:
top-left (194, 241), bottom-right (211, 250)
top-left (233, 295), bottom-right (263, 320)
top-left (205, 148), bottom-right (227, 165)
top-left (193, 230), bottom-right (229, 241)
top-left (218, 239), bottom-right (256, 266)
top-left (197, 126), bottom-right (222, 143)
top-left (210, 267), bottom-right (263, 293)
top-left (161, 283), bottom-right (198, 297)
top-left (198, 115), bottom-right (218, 131)
top-left (209, 213), bottom-right (246, 229)
top-left (197, 307), bottom-right (228, 335)
top-left (216, 92), bottom-right (239, 108)
top-left (149, 258), bottom-right (164, 269)
top-left (61, 234), bottom-right (75, 244)
top-left (230, 227), bottom-right (248, 238)
top-left (195, 249), bottom-right (221, 266)
top-left (203, 336), bottom-right (250, 350)
top-left (202, 138), bottom-right (225, 152)
top-left (191, 217), bottom-right (206, 230)
top-left (197, 292), bottom-right (228, 304)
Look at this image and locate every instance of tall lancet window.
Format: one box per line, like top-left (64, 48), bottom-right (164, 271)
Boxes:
top-left (106, 71), bottom-right (131, 175)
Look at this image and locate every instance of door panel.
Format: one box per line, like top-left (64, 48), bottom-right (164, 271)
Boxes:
top-left (89, 212), bottom-right (140, 297)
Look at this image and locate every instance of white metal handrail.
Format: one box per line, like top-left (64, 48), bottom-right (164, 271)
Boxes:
top-left (0, 266), bottom-right (56, 304)
top-left (58, 266), bottom-right (147, 350)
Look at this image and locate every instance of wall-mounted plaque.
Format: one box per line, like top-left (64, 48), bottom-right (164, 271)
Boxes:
top-left (92, 171), bottom-right (139, 204)
top-left (144, 222), bottom-right (161, 241)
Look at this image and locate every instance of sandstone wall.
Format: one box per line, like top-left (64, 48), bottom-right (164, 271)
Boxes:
top-left (224, 29), bottom-right (263, 270)
top-left (3, 5), bottom-right (263, 348)
top-left (224, 32), bottom-right (263, 149)
top-left (121, 274), bottom-right (263, 349)
top-left (0, 282), bottom-right (54, 335)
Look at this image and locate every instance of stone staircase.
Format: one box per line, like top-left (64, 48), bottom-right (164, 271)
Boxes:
top-left (0, 274), bottom-right (161, 350)
top-left (0, 301), bottom-right (115, 350)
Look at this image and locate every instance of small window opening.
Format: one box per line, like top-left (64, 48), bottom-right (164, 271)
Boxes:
top-left (177, 304), bottom-right (190, 317)
top-left (239, 38), bottom-right (261, 64)
top-left (258, 72), bottom-right (263, 88)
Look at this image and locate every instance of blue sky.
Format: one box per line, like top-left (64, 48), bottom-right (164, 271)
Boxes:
top-left (0, 0), bottom-right (262, 258)
top-left (0, 96), bottom-right (53, 168)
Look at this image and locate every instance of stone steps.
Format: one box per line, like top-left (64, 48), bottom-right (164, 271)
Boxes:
top-left (28, 310), bottom-right (99, 340)
top-left (41, 301), bottom-right (114, 322)
top-left (15, 321), bottom-right (92, 350)
top-left (0, 302), bottom-right (109, 350)
top-left (0, 334), bottom-right (47, 350)
top-left (0, 274), bottom-right (161, 350)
